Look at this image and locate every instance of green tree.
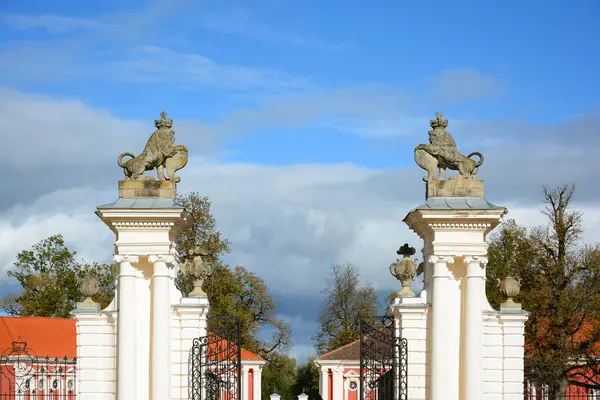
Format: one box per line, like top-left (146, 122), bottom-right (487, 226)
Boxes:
top-left (261, 354), bottom-right (297, 400)
top-left (291, 357), bottom-right (322, 400)
top-left (313, 262), bottom-right (379, 355)
top-left (2, 234), bottom-right (115, 317)
top-left (487, 185), bottom-right (600, 398)
top-left (175, 192), bottom-right (292, 361)
top-left (203, 264), bottom-right (291, 360)
top-left (175, 192), bottom-right (231, 296)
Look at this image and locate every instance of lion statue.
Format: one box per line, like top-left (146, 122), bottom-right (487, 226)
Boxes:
top-left (414, 112), bottom-right (483, 181)
top-left (117, 111), bottom-right (188, 183)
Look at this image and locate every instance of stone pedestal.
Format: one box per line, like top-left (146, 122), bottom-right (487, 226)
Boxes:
top-left (425, 179), bottom-right (484, 199)
top-left (401, 196), bottom-right (528, 399)
top-left (172, 296), bottom-right (210, 399)
top-left (388, 297), bottom-right (430, 400)
top-left (118, 180), bottom-right (177, 199)
top-left (72, 310), bottom-right (117, 400)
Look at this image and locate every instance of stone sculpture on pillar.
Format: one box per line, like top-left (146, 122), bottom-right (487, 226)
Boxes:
top-left (117, 111), bottom-right (189, 182)
top-left (180, 246), bottom-right (215, 297)
top-left (414, 111), bottom-right (484, 182)
top-left (414, 111), bottom-right (486, 198)
top-left (389, 243), bottom-right (420, 297)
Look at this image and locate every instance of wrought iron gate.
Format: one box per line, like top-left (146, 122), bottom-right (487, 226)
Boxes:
top-left (0, 337), bottom-right (76, 399)
top-left (359, 316), bottom-right (408, 400)
top-left (189, 316), bottom-right (242, 400)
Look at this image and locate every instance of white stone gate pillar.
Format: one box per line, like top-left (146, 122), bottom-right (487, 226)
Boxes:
top-left (114, 254), bottom-right (140, 400)
top-left (95, 188), bottom-right (191, 400)
top-left (403, 194), bottom-right (507, 400)
top-left (149, 254), bottom-right (176, 400)
top-left (429, 255), bottom-right (456, 399)
top-left (463, 256), bottom-right (487, 400)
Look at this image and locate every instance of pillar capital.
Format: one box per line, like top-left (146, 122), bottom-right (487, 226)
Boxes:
top-left (113, 254), bottom-right (139, 264)
top-left (464, 255), bottom-right (489, 265)
top-left (148, 254), bottom-right (176, 265)
top-left (428, 254), bottom-right (455, 264)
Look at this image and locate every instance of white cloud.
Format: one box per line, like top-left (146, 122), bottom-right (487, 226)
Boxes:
top-left (102, 46), bottom-right (310, 91)
top-left (0, 187), bottom-right (113, 273)
top-left (431, 68), bottom-right (505, 105)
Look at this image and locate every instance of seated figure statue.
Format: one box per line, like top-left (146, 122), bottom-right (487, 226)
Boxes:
top-left (414, 111), bottom-right (483, 181)
top-left (117, 111), bottom-right (188, 183)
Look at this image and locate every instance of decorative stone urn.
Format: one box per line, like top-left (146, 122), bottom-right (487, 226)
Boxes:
top-left (390, 243), bottom-right (420, 297)
top-left (497, 275), bottom-right (522, 310)
top-left (77, 274), bottom-right (101, 309)
top-left (180, 246), bottom-right (214, 297)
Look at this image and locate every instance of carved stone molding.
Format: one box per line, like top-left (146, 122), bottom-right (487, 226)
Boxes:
top-left (111, 221), bottom-right (176, 229)
top-left (428, 255), bottom-right (455, 264)
top-left (428, 222), bottom-right (492, 230)
top-left (113, 255), bottom-right (139, 264)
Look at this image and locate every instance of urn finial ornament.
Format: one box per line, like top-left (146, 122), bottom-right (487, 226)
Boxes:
top-left (180, 246), bottom-right (214, 297)
top-left (77, 273), bottom-right (101, 310)
top-left (497, 275), bottom-right (522, 311)
top-left (390, 243), bottom-right (420, 297)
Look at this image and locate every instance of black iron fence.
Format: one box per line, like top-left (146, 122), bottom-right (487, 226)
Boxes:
top-left (524, 386), bottom-right (600, 399)
top-left (189, 316), bottom-right (242, 400)
top-left (0, 338), bottom-right (77, 399)
top-left (359, 315), bottom-right (408, 400)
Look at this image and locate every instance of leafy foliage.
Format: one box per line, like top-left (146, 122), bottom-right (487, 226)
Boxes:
top-left (313, 262), bottom-right (379, 355)
top-left (487, 185), bottom-right (600, 395)
top-left (291, 357), bottom-right (322, 400)
top-left (261, 354), bottom-right (297, 400)
top-left (204, 264), bottom-right (292, 360)
top-left (2, 234), bottom-right (115, 317)
top-left (175, 192), bottom-right (231, 296)
top-left (175, 192), bottom-right (291, 363)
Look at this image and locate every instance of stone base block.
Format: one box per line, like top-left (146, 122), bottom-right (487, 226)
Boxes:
top-left (426, 179), bottom-right (484, 198)
top-left (118, 180), bottom-right (176, 199)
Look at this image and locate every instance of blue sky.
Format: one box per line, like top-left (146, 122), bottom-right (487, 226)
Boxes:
top-left (0, 0), bottom-right (598, 363)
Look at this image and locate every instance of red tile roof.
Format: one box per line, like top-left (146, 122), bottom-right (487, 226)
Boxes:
top-left (318, 339), bottom-right (360, 361)
top-left (207, 333), bottom-right (264, 361)
top-left (0, 317), bottom-right (264, 361)
top-left (0, 316), bottom-right (76, 359)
